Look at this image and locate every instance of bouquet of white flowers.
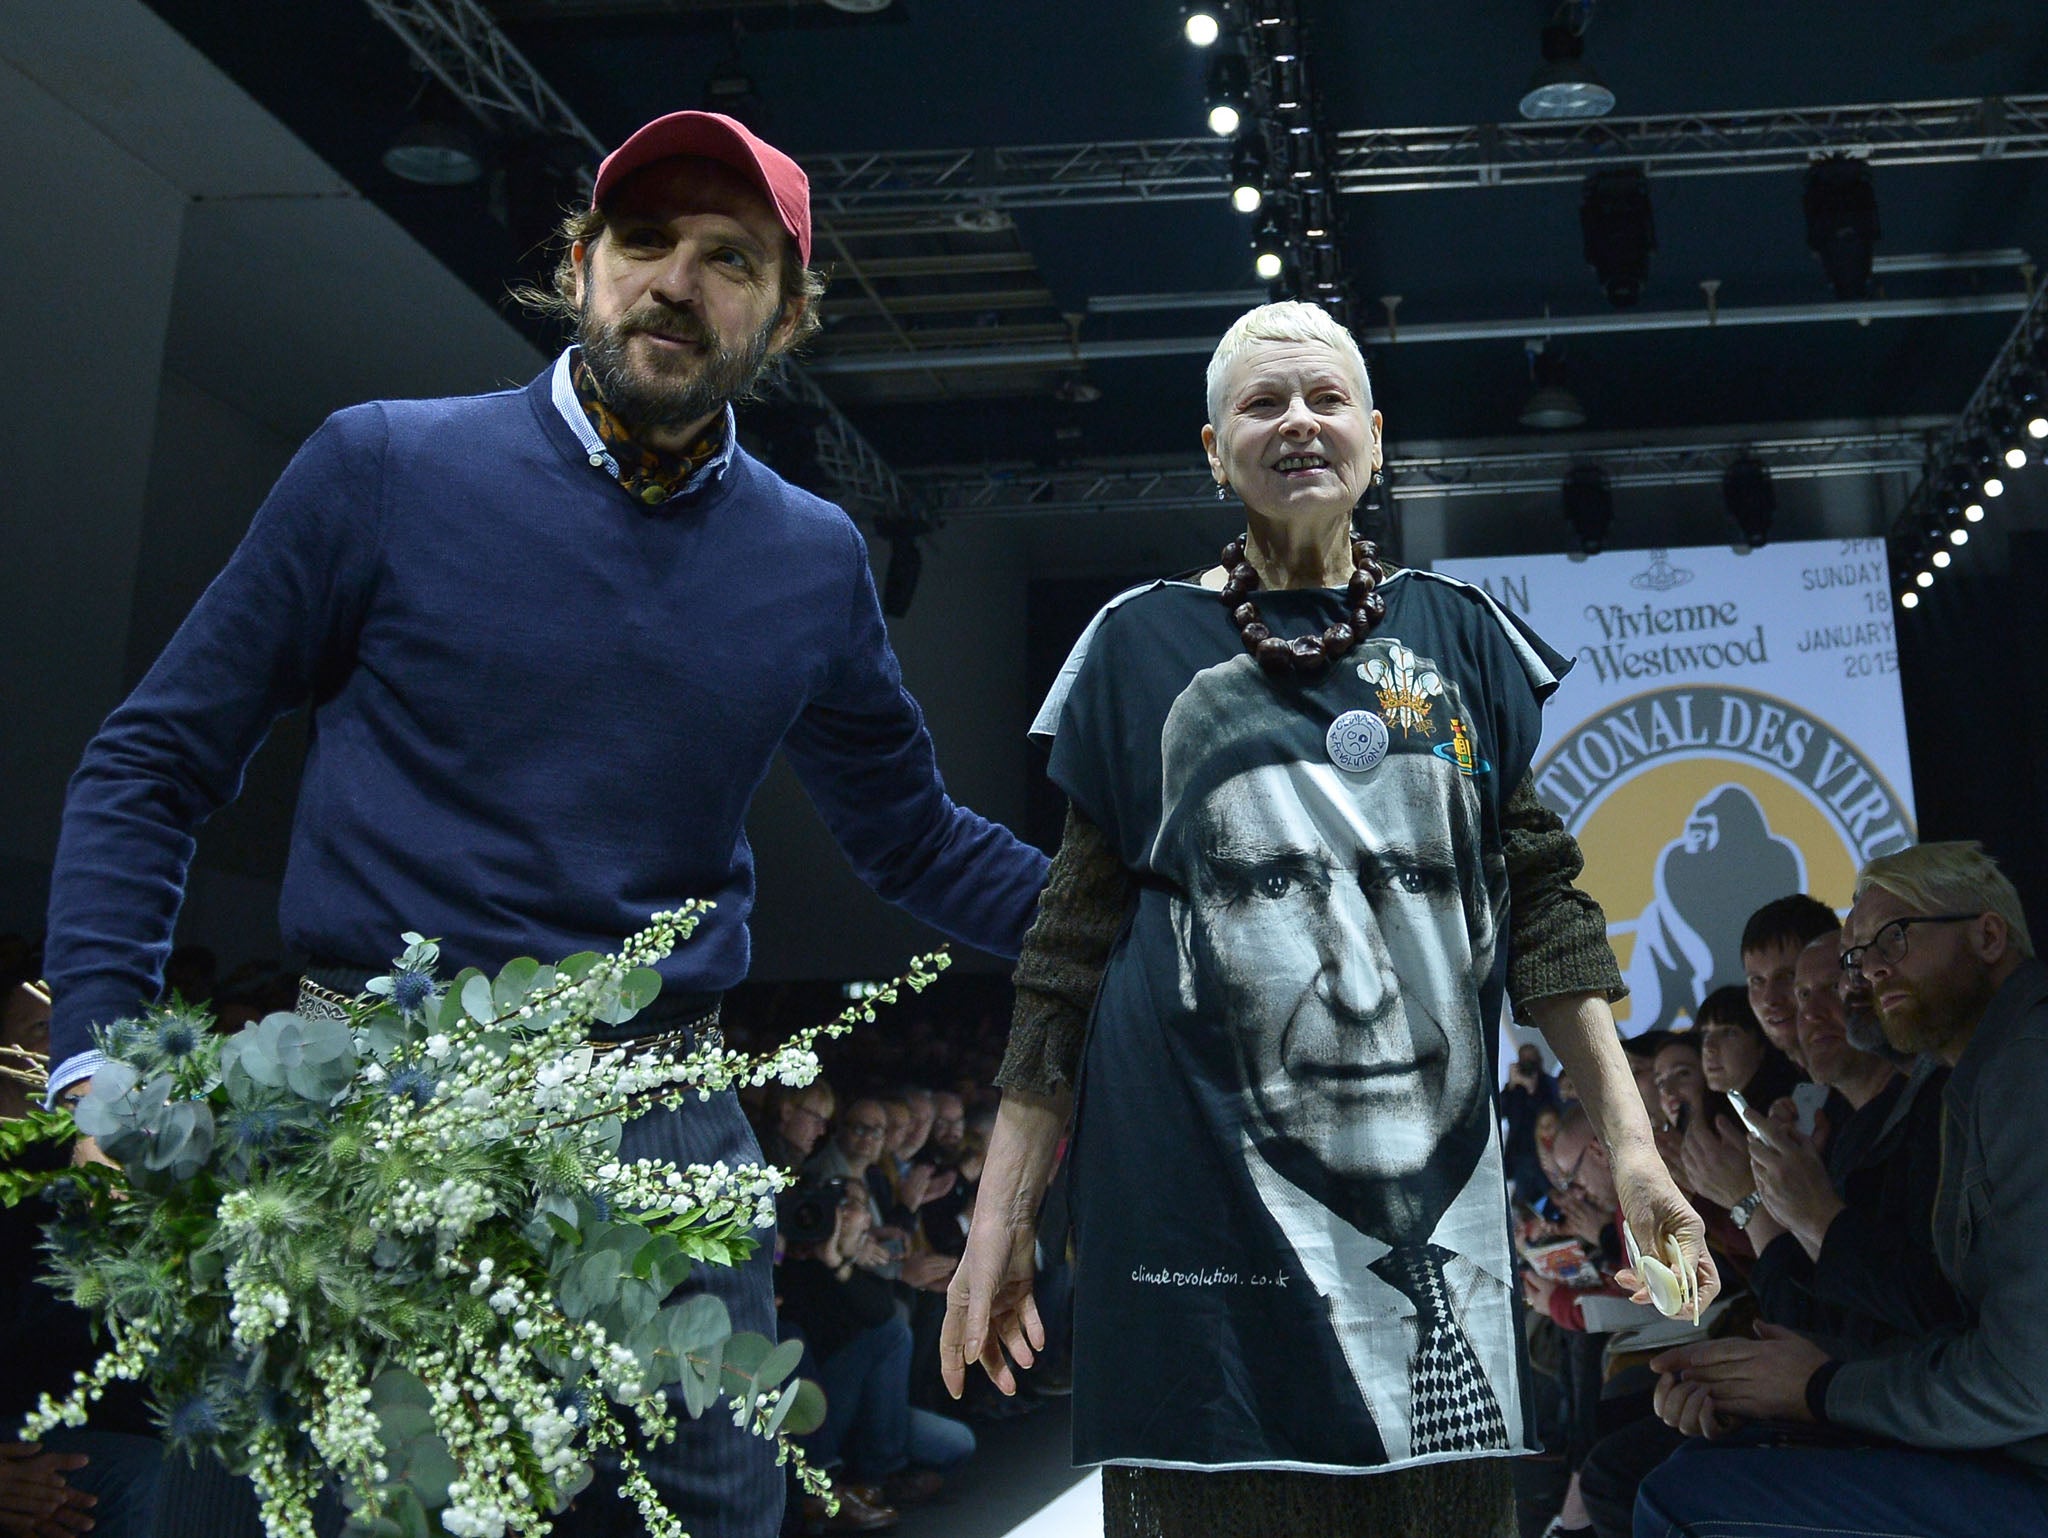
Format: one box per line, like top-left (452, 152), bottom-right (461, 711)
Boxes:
top-left (0, 905), bottom-right (948, 1538)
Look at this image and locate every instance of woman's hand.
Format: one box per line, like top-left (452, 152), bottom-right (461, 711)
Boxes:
top-left (940, 1202), bottom-right (1041, 1398)
top-left (1609, 1141), bottom-right (1720, 1316)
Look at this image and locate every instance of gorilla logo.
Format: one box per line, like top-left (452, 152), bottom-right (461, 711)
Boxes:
top-left (1618, 784), bottom-right (1805, 1029)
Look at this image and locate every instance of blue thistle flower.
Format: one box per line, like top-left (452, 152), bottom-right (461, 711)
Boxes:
top-left (153, 1016), bottom-right (202, 1060)
top-left (167, 1394), bottom-right (223, 1440)
top-left (556, 1386), bottom-right (592, 1427)
top-left (587, 1188), bottom-right (614, 1223)
top-left (390, 965), bottom-right (436, 1018)
top-left (385, 1065), bottom-right (437, 1107)
top-left (222, 1105), bottom-right (283, 1152)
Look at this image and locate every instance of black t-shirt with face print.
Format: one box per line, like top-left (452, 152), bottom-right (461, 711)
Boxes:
top-left (1038, 569), bottom-right (1569, 1473)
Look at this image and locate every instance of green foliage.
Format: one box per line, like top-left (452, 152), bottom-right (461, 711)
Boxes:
top-left (1, 910), bottom-right (938, 1538)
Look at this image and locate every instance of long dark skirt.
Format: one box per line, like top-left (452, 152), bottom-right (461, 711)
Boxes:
top-left (1101, 1458), bottom-right (1516, 1538)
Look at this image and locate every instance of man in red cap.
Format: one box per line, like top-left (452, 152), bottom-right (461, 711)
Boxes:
top-left (43, 111), bottom-right (1047, 1538)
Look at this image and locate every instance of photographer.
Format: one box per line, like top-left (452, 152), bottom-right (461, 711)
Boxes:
top-left (777, 1180), bottom-right (975, 1524)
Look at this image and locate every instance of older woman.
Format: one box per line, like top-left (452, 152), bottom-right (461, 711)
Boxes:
top-left (940, 303), bottom-right (1713, 1537)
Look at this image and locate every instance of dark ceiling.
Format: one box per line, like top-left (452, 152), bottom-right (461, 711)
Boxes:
top-left (138, 0), bottom-right (2048, 480)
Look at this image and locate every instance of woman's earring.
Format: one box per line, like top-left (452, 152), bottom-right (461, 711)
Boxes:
top-left (1215, 481), bottom-right (1231, 501)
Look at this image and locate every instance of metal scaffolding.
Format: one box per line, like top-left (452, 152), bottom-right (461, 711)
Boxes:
top-left (799, 95), bottom-right (2048, 217)
top-left (903, 429), bottom-right (1937, 518)
top-left (359, 0), bottom-right (922, 527)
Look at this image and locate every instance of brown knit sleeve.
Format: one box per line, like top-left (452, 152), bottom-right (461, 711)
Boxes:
top-left (994, 803), bottom-right (1132, 1096)
top-left (1501, 771), bottom-right (1628, 1014)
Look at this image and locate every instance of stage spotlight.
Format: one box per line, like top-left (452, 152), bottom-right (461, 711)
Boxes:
top-left (1803, 155), bottom-right (1881, 300)
top-left (383, 119), bottom-right (486, 185)
top-left (1184, 7), bottom-right (1221, 45)
top-left (1520, 21), bottom-right (1614, 120)
top-left (1521, 341), bottom-right (1586, 430)
top-left (1900, 590), bottom-right (1920, 609)
top-left (1915, 571), bottom-right (1934, 588)
top-left (1301, 187), bottom-right (1332, 238)
top-left (1951, 527), bottom-right (1969, 545)
top-left (1254, 248), bottom-right (1285, 281)
top-left (2005, 445), bottom-right (2029, 470)
top-left (1206, 49), bottom-right (1249, 136)
top-left (1932, 549), bottom-right (1952, 569)
top-left (1562, 463), bottom-right (1614, 555)
top-left (1581, 168), bottom-right (1655, 307)
top-left (1965, 501), bottom-right (1986, 522)
top-left (1984, 476), bottom-right (2005, 497)
top-left (2011, 365), bottom-right (2048, 437)
top-left (1722, 455), bottom-right (1775, 549)
top-left (1230, 134), bottom-right (1267, 213)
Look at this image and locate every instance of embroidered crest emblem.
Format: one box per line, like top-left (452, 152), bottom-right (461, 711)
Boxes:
top-left (1360, 643), bottom-right (1443, 737)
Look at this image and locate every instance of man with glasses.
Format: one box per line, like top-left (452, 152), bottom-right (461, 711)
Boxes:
top-left (1635, 841), bottom-right (2048, 1538)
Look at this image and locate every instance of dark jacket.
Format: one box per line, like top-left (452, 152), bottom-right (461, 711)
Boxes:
top-left (1749, 1056), bottom-right (1962, 1349)
top-left (1827, 959), bottom-right (2048, 1473)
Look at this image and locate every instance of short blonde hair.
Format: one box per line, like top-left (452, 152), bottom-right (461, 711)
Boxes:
top-left (1206, 300), bottom-right (1373, 425)
top-left (1855, 841), bottom-right (2035, 959)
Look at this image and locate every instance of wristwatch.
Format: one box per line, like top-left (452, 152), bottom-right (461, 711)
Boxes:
top-left (1729, 1190), bottom-right (1764, 1229)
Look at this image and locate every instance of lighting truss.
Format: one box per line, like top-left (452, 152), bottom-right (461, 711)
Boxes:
top-left (901, 430), bottom-right (1935, 518)
top-left (799, 95), bottom-right (2048, 217)
top-left (358, 0), bottom-right (923, 530)
top-left (1886, 281), bottom-right (2048, 603)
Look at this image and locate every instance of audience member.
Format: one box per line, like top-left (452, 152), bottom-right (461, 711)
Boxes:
top-left (1502, 1040), bottom-right (1562, 1200)
top-left (806, 1101), bottom-right (955, 1293)
top-left (1693, 985), bottom-right (1800, 1113)
top-left (778, 1183), bottom-right (975, 1530)
top-left (1640, 842), bottom-right (2048, 1538)
top-left (1, 967), bottom-right (163, 1538)
top-left (757, 1080), bottom-right (835, 1171)
top-left (1739, 894), bottom-right (1841, 1068)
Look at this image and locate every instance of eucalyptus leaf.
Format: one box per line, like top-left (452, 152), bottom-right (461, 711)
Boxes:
top-left (778, 1378), bottom-right (827, 1438)
top-left (752, 1337), bottom-right (803, 1395)
top-left (557, 953), bottom-right (602, 983)
top-left (573, 1253), bottom-right (622, 1310)
top-left (679, 1340), bottom-right (722, 1418)
top-left (665, 1293), bottom-right (731, 1355)
top-left (70, 1062), bottom-right (140, 1138)
top-left (493, 958), bottom-right (540, 1012)
top-left (371, 1369), bottom-right (434, 1411)
top-left (461, 974), bottom-right (497, 1025)
top-left (549, 1461), bottom-right (593, 1514)
top-left (617, 968), bottom-right (662, 1013)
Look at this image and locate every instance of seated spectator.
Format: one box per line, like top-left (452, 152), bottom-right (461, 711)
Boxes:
top-left (1573, 927), bottom-right (1959, 1538)
top-left (1741, 933), bottom-right (1959, 1343)
top-left (807, 1100), bottom-right (955, 1293)
top-left (758, 1079), bottom-right (836, 1171)
top-left (1740, 893), bottom-right (1841, 1070)
top-left (779, 1182), bottom-right (976, 1526)
top-left (1502, 1040), bottom-right (1562, 1201)
top-left (1640, 841), bottom-right (2048, 1538)
top-left (1693, 985), bottom-right (1801, 1114)
top-left (2, 966), bottom-right (164, 1538)
top-left (1649, 1034), bottom-right (1756, 1287)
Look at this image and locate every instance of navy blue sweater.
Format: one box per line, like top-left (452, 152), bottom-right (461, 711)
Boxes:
top-left (46, 359), bottom-right (1048, 1082)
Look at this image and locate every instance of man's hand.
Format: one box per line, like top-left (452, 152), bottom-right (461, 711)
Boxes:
top-left (1554, 1185), bottom-right (1610, 1247)
top-left (1649, 1324), bottom-right (1831, 1437)
top-left (1678, 1113), bottom-right (1757, 1211)
top-left (897, 1164), bottom-right (934, 1213)
top-left (0, 1442), bottom-right (95, 1538)
top-left (901, 1252), bottom-right (958, 1292)
top-left (1521, 1268), bottom-right (1560, 1313)
top-left (1749, 1128), bottom-right (1845, 1257)
top-left (1609, 1141), bottom-right (1721, 1316)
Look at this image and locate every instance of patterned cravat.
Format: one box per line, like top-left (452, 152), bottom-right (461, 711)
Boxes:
top-left (1373, 1243), bottom-right (1510, 1454)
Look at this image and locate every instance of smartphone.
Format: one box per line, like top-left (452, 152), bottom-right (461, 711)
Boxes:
top-left (1726, 1089), bottom-right (1781, 1150)
top-left (1791, 1081), bottom-right (1828, 1138)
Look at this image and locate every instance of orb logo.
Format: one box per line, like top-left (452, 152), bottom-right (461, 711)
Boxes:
top-left (1530, 684), bottom-right (1914, 1031)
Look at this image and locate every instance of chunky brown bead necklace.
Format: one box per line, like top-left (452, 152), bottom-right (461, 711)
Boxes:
top-left (1219, 531), bottom-right (1388, 676)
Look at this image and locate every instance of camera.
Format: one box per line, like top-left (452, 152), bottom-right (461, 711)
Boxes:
top-left (777, 1176), bottom-right (851, 1246)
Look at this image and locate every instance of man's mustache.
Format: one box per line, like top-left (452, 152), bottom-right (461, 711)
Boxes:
top-left (618, 310), bottom-right (716, 348)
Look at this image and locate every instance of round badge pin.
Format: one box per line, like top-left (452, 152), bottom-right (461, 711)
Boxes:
top-left (1326, 710), bottom-right (1389, 773)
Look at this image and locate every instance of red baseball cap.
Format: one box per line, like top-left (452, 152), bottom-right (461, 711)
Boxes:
top-left (591, 111), bottom-right (812, 267)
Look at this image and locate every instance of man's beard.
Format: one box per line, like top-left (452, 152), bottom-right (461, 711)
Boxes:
top-left (576, 295), bottom-right (780, 431)
top-left (1877, 970), bottom-right (1993, 1058)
